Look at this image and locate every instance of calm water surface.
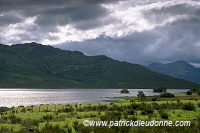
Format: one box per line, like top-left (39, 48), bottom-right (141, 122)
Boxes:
top-left (0, 89), bottom-right (189, 107)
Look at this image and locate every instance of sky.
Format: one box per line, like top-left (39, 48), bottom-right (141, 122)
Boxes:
top-left (1, 0), bottom-right (200, 67)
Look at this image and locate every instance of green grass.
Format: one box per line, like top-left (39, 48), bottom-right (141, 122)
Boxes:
top-left (175, 92), bottom-right (199, 96)
top-left (0, 95), bottom-right (200, 133)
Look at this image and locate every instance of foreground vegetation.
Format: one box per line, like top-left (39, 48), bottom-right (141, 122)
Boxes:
top-left (0, 94), bottom-right (200, 132)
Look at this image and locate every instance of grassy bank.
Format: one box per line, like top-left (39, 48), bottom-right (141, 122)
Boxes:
top-left (0, 95), bottom-right (200, 133)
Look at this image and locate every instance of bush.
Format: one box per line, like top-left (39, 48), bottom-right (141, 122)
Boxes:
top-left (43, 114), bottom-right (53, 120)
top-left (177, 99), bottom-right (180, 103)
top-left (0, 107), bottom-right (9, 112)
top-left (127, 109), bottom-right (136, 115)
top-left (120, 89), bottom-right (129, 93)
top-left (128, 103), bottom-right (140, 110)
top-left (8, 115), bottom-right (21, 124)
top-left (38, 123), bottom-right (66, 133)
top-left (128, 115), bottom-right (137, 121)
top-left (160, 112), bottom-right (169, 119)
top-left (137, 91), bottom-right (146, 101)
top-left (100, 111), bottom-right (121, 121)
top-left (160, 92), bottom-right (175, 98)
top-left (151, 97), bottom-right (158, 101)
top-left (110, 104), bottom-right (122, 111)
top-left (152, 102), bottom-right (160, 110)
top-left (21, 108), bottom-right (26, 113)
top-left (144, 106), bottom-right (154, 115)
top-left (153, 87), bottom-right (167, 92)
top-left (198, 103), bottom-right (200, 107)
top-left (99, 105), bottom-right (108, 110)
top-left (182, 103), bottom-right (195, 111)
top-left (63, 107), bottom-right (74, 112)
top-left (190, 88), bottom-right (200, 92)
top-left (186, 91), bottom-right (192, 95)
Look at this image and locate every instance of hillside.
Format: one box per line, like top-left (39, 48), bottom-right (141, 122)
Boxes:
top-left (147, 60), bottom-right (200, 84)
top-left (0, 43), bottom-right (198, 88)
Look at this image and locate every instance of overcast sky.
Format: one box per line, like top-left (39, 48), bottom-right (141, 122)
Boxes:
top-left (1, 0), bottom-right (200, 67)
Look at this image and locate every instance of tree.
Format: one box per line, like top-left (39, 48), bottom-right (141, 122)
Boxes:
top-left (160, 92), bottom-right (175, 98)
top-left (137, 91), bottom-right (146, 101)
top-left (190, 87), bottom-right (200, 92)
top-left (186, 91), bottom-right (192, 95)
top-left (120, 89), bottom-right (129, 93)
top-left (153, 87), bottom-right (167, 92)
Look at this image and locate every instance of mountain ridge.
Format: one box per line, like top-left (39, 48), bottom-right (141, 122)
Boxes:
top-left (0, 42), bottom-right (198, 88)
top-left (147, 60), bottom-right (200, 84)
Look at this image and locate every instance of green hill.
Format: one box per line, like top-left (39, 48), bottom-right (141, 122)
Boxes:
top-left (0, 42), bottom-right (198, 88)
top-left (147, 60), bottom-right (200, 84)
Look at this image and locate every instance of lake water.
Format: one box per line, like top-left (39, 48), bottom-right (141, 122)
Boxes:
top-left (0, 89), bottom-right (189, 107)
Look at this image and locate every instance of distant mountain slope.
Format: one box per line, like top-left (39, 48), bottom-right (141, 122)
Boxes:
top-left (0, 43), bottom-right (198, 88)
top-left (147, 60), bottom-right (200, 84)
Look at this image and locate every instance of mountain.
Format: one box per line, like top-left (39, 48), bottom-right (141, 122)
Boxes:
top-left (0, 43), bottom-right (198, 88)
top-left (147, 60), bottom-right (200, 84)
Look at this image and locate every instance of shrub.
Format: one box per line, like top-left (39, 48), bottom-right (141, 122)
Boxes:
top-left (63, 107), bottom-right (74, 112)
top-left (160, 112), bottom-right (169, 119)
top-left (152, 102), bottom-right (160, 110)
top-left (151, 97), bottom-right (158, 101)
top-left (8, 115), bottom-right (21, 124)
top-left (74, 124), bottom-right (92, 133)
top-left (160, 92), bottom-right (175, 97)
top-left (141, 111), bottom-right (146, 115)
top-left (177, 99), bottom-right (180, 103)
top-left (100, 111), bottom-right (121, 121)
top-left (127, 109), bottom-right (136, 115)
top-left (21, 108), bottom-right (26, 113)
top-left (120, 88), bottom-right (129, 93)
top-left (190, 88), bottom-right (200, 92)
top-left (38, 123), bottom-right (66, 133)
top-left (99, 105), bottom-right (109, 111)
top-left (129, 103), bottom-right (140, 110)
top-left (110, 104), bottom-right (122, 111)
top-left (130, 99), bottom-right (134, 103)
top-left (182, 103), bottom-right (195, 111)
top-left (153, 87), bottom-right (167, 92)
top-left (137, 91), bottom-right (146, 101)
top-left (0, 107), bottom-right (9, 112)
top-left (43, 114), bottom-right (53, 120)
top-left (186, 91), bottom-right (192, 95)
top-left (144, 106), bottom-right (154, 115)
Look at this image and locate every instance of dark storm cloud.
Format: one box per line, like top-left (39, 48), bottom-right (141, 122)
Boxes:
top-left (0, 0), bottom-right (121, 29)
top-left (0, 13), bottom-right (23, 26)
top-left (34, 4), bottom-right (110, 29)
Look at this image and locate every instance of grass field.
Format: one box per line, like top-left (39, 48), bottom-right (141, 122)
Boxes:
top-left (0, 93), bottom-right (200, 133)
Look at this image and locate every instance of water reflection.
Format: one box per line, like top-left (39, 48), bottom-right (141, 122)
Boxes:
top-left (0, 89), bottom-right (189, 107)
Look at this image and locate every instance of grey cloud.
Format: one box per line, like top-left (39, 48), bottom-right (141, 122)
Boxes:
top-left (56, 31), bottom-right (159, 64)
top-left (142, 1), bottom-right (200, 24)
top-left (0, 0), bottom-right (120, 6)
top-left (34, 13), bottom-right (72, 27)
top-left (1, 0), bottom-right (200, 67)
top-left (0, 0), bottom-right (122, 28)
top-left (70, 5), bottom-right (108, 22)
top-left (34, 5), bottom-right (109, 29)
top-left (56, 1), bottom-right (200, 66)
top-left (0, 13), bottom-right (23, 26)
